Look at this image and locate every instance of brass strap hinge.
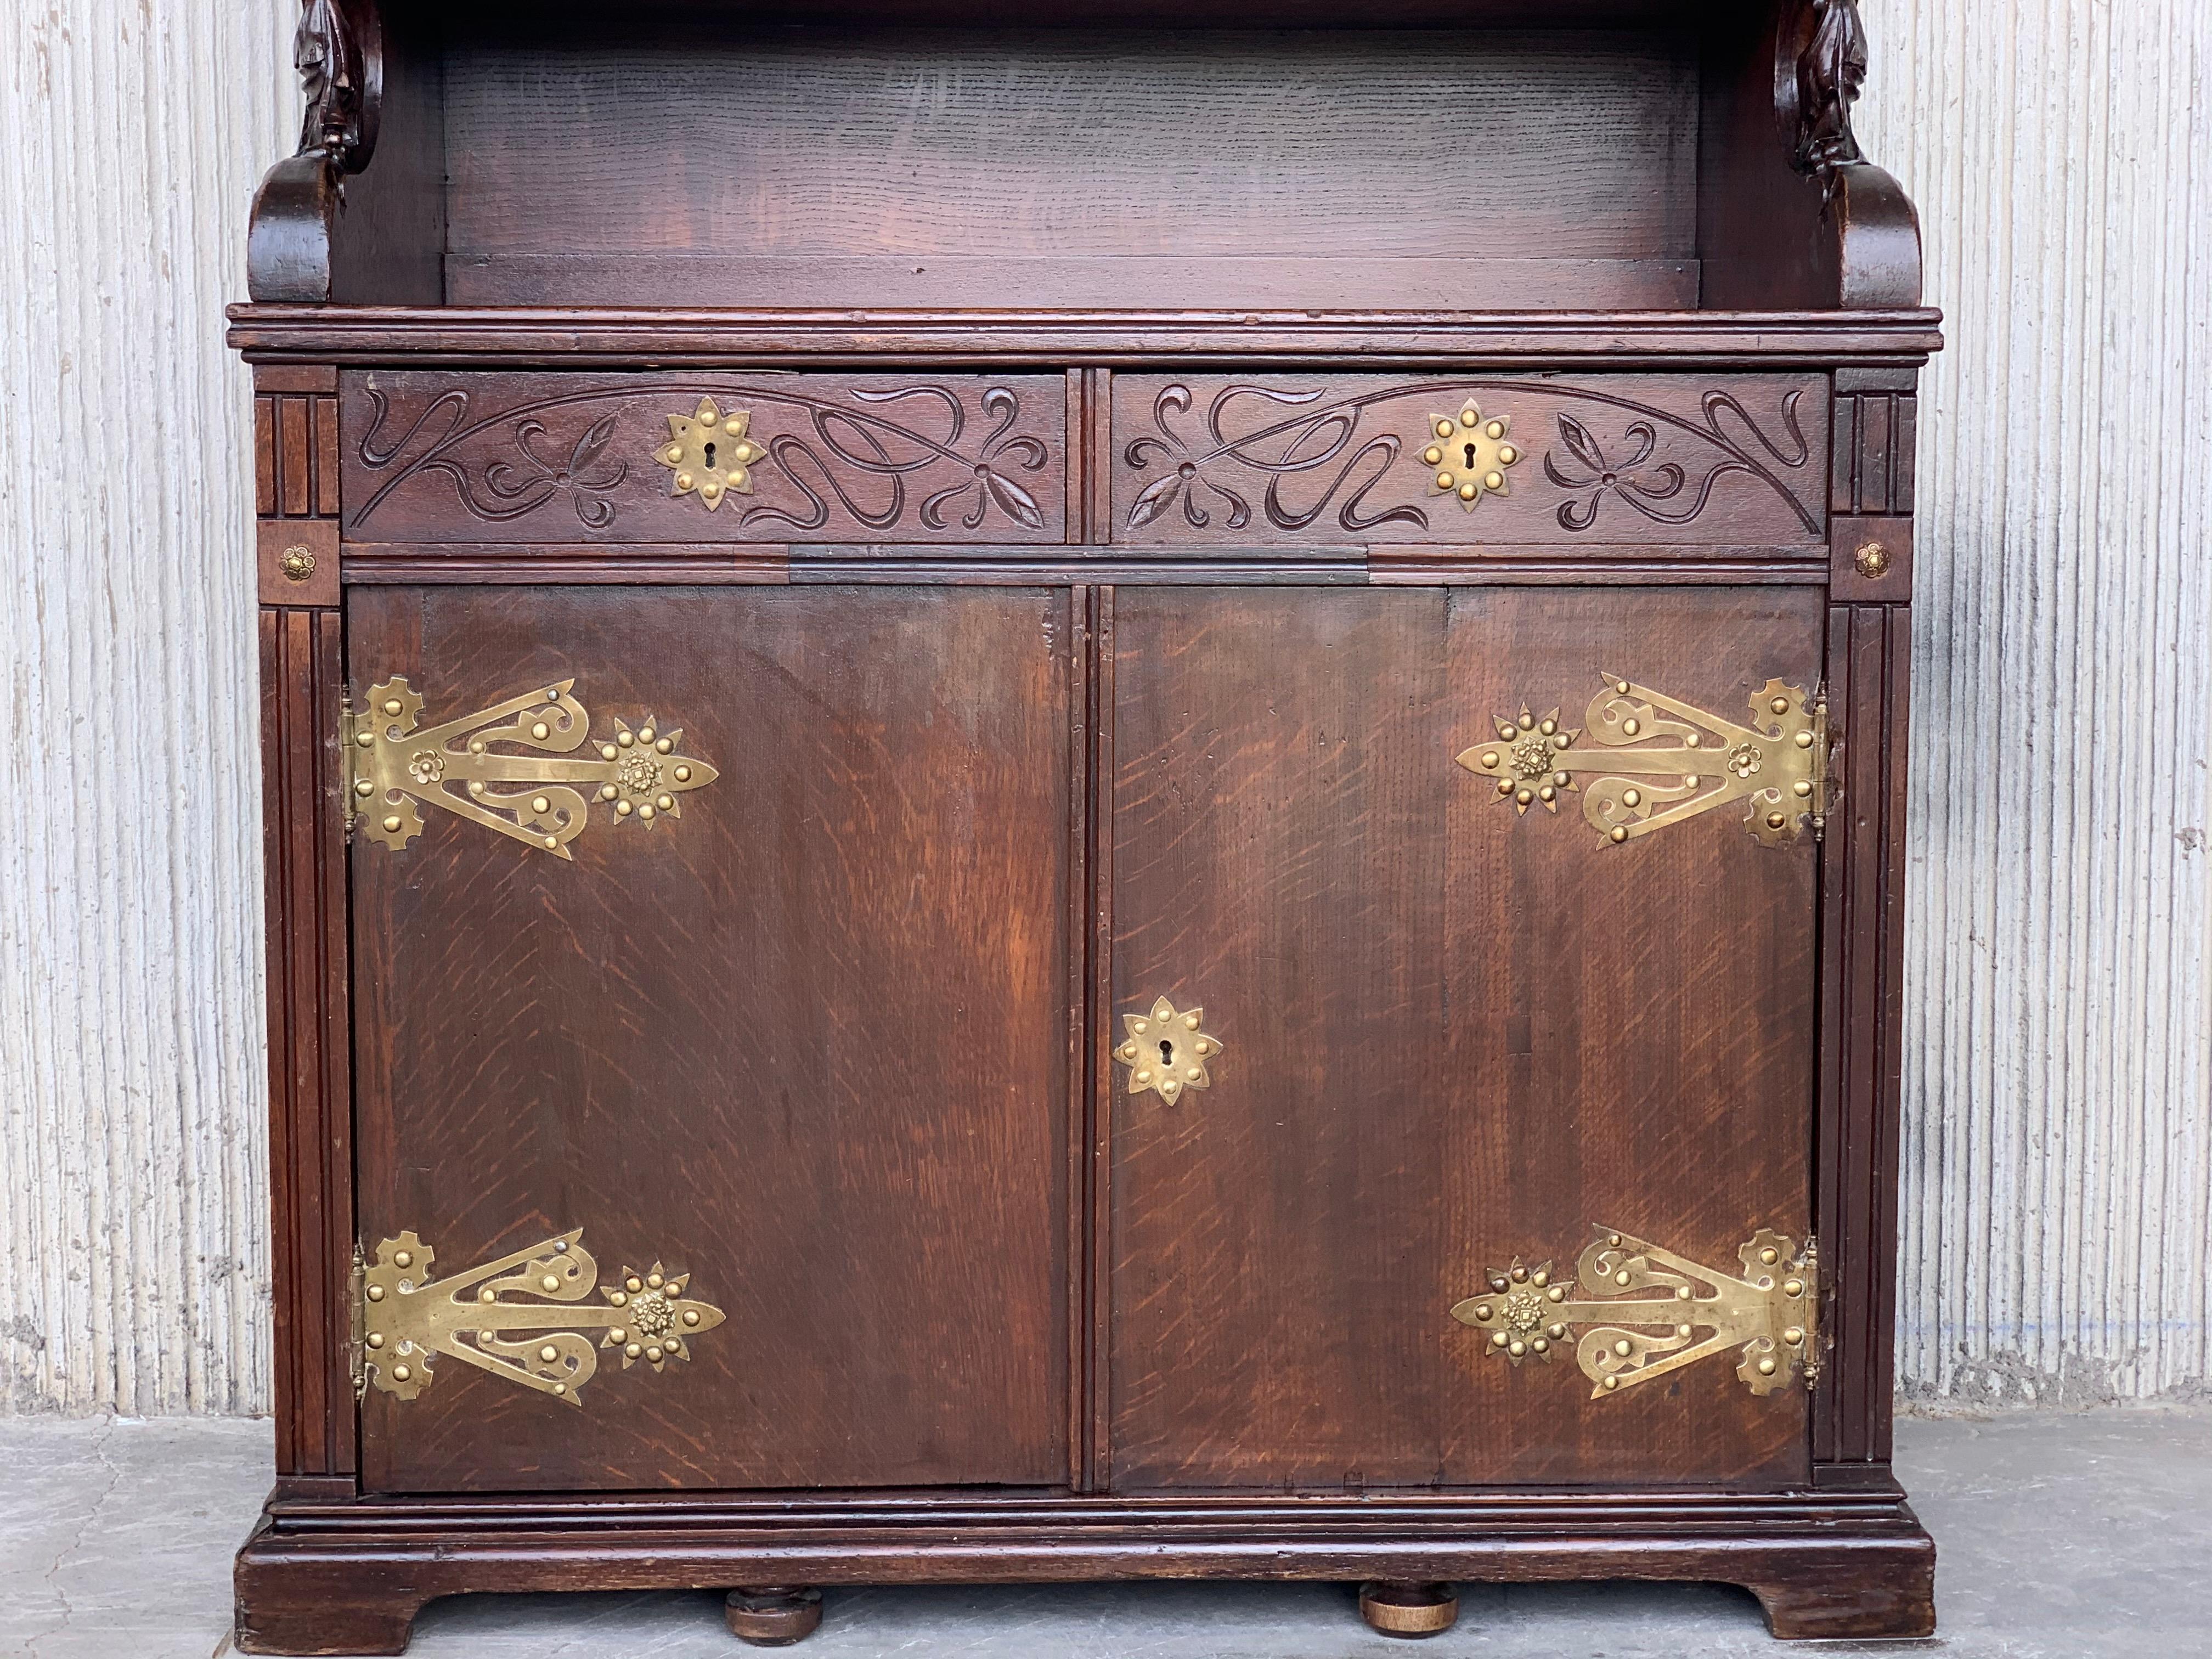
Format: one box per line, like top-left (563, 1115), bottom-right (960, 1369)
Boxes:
top-left (347, 1242), bottom-right (368, 1402)
top-left (341, 674), bottom-right (720, 859)
top-left (1453, 1226), bottom-right (1821, 1400)
top-left (356, 1228), bottom-right (727, 1409)
top-left (1458, 673), bottom-right (1837, 847)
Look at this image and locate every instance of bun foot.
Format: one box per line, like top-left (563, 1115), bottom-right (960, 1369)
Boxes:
top-left (724, 1586), bottom-right (824, 1646)
top-left (1358, 1581), bottom-right (1459, 1638)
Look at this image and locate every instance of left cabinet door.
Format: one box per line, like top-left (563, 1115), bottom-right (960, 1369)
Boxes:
top-left (348, 585), bottom-right (1075, 1493)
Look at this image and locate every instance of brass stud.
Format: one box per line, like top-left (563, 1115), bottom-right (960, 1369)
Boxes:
top-left (1184, 1013), bottom-right (1201, 1029)
top-left (1610, 826), bottom-right (1628, 843)
top-left (540, 1274), bottom-right (560, 1292)
top-left (1132, 1019), bottom-right (1149, 1034)
top-left (366, 1285), bottom-right (385, 1302)
top-left (1758, 1356), bottom-right (1778, 1375)
top-left (637, 804), bottom-right (656, 821)
top-left (1458, 482), bottom-right (1478, 501)
top-left (1547, 1323), bottom-right (1566, 1339)
top-left (1760, 1248), bottom-right (1780, 1265)
top-left (1496, 780), bottom-right (1513, 796)
top-left (1486, 420), bottom-right (1505, 439)
top-left (1603, 1375), bottom-right (1619, 1391)
top-left (1784, 1278), bottom-right (1804, 1297)
top-left (1623, 718), bottom-right (1641, 736)
top-left (1623, 788), bottom-right (1641, 808)
top-left (674, 765), bottom-right (692, 782)
top-left (394, 1250), bottom-right (413, 1268)
top-left (1854, 540), bottom-right (1892, 578)
top-left (1532, 1270), bottom-right (1548, 1286)
top-left (1117, 1043), bottom-right (1137, 1062)
top-left (531, 795), bottom-right (551, 815)
top-left (1195, 1039), bottom-right (1215, 1055)
top-left (1532, 1338), bottom-right (1549, 1353)
top-left (1484, 471), bottom-right (1504, 490)
top-left (1767, 812), bottom-right (1787, 828)
top-left (600, 785), bottom-right (617, 802)
top-left (1615, 1269), bottom-right (1632, 1286)
top-left (1519, 712), bottom-right (1535, 730)
top-left (1677, 1323), bottom-right (1692, 1338)
top-left (1684, 775), bottom-right (1701, 788)
top-left (1553, 771), bottom-right (1570, 787)
top-left (616, 800), bottom-right (633, 816)
top-left (481, 1288), bottom-right (496, 1304)
top-left (1424, 446), bottom-right (1443, 465)
top-left (1539, 786), bottom-right (1555, 802)
top-left (1784, 1327), bottom-right (1804, 1345)
top-left (381, 815), bottom-right (402, 833)
top-left (725, 416), bottom-right (745, 437)
top-left (1677, 1286), bottom-right (1692, 1300)
top-left (541, 836), bottom-right (557, 849)
top-left (1685, 733), bottom-right (1700, 747)
top-left (383, 698), bottom-right (403, 716)
top-left (611, 1290), bottom-right (629, 1306)
top-left (1473, 1304), bottom-right (1492, 1321)
top-left (648, 1273), bottom-right (664, 1288)
top-left (1546, 1286), bottom-right (1565, 1301)
top-left (675, 471), bottom-right (695, 492)
top-left (1436, 420), bottom-right (1454, 438)
top-left (1772, 697), bottom-right (1790, 715)
top-left (1499, 445), bottom-right (1518, 464)
top-left (1796, 731), bottom-right (1815, 749)
top-left (657, 794), bottom-right (674, 810)
top-left (1613, 1339), bottom-right (1632, 1357)
top-left (627, 1277), bottom-right (643, 1292)
top-left (1186, 1066), bottom-right (1203, 1081)
top-left (280, 545), bottom-right (316, 583)
top-left (392, 1364), bottom-right (410, 1381)
top-left (610, 1327), bottom-right (627, 1342)
top-left (625, 1342), bottom-right (642, 1358)
top-left (640, 727), bottom-right (656, 744)
top-left (1508, 1339), bottom-right (1526, 1357)
top-left (601, 743), bottom-right (618, 760)
top-left (1436, 471), bottom-right (1454, 489)
top-left (656, 737), bottom-right (674, 753)
top-left (646, 1346), bottom-right (663, 1363)
top-left (1795, 780), bottom-right (1813, 797)
top-left (684, 1309), bottom-right (701, 1326)
top-left (355, 780), bottom-right (373, 797)
top-left (1539, 718), bottom-right (1556, 735)
top-left (1511, 1265), bottom-right (1527, 1282)
top-left (617, 730), bottom-right (634, 747)
top-left (1515, 788), bottom-right (1533, 805)
top-left (1614, 680), bottom-right (1629, 696)
top-left (552, 1384), bottom-right (566, 1396)
top-left (366, 1333), bottom-right (384, 1348)
top-left (539, 1344), bottom-right (558, 1363)
top-left (1134, 1069), bottom-right (1153, 1084)
top-left (1492, 1331), bottom-right (1509, 1348)
top-left (530, 721), bottom-right (550, 740)
top-left (1491, 1277), bottom-right (1509, 1293)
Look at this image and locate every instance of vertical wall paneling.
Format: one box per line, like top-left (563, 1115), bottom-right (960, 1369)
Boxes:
top-left (0, 2), bottom-right (295, 1413)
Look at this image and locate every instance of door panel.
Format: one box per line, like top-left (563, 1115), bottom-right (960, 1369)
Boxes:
top-left (352, 585), bottom-right (1070, 1492)
top-left (1108, 585), bottom-right (1818, 1490)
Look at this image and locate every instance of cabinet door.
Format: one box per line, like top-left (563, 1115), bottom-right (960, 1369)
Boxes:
top-left (1108, 585), bottom-right (1819, 1491)
top-left (350, 585), bottom-right (1072, 1493)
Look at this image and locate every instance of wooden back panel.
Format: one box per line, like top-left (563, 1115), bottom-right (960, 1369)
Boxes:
top-left (441, 25), bottom-right (1700, 309)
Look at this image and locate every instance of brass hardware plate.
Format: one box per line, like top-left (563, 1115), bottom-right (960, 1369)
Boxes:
top-left (357, 1228), bottom-right (726, 1408)
top-left (1420, 400), bottom-right (1523, 510)
top-left (1853, 539), bottom-right (1892, 578)
top-left (1457, 673), bottom-right (1830, 847)
top-left (346, 676), bottom-right (719, 859)
top-left (1115, 996), bottom-right (1221, 1104)
top-left (656, 397), bottom-right (763, 511)
top-left (1451, 1226), bottom-right (1819, 1399)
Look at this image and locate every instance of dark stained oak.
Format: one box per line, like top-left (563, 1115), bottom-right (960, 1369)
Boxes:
top-left (348, 585), bottom-right (1073, 1492)
top-left (1107, 586), bottom-right (1818, 1491)
top-left (234, 0), bottom-right (1939, 1648)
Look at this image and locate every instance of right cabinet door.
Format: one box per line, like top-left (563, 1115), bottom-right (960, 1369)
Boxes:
top-left (1107, 584), bottom-right (1823, 1491)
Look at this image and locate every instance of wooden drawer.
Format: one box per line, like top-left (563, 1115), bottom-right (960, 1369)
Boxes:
top-left (1111, 373), bottom-right (1830, 551)
top-left (339, 371), bottom-right (1069, 545)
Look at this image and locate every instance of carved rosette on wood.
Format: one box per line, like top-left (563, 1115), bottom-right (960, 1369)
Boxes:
top-left (347, 676), bottom-right (719, 859)
top-left (357, 1229), bottom-right (726, 1408)
top-left (1457, 673), bottom-right (1831, 847)
top-left (1451, 1227), bottom-right (1820, 1400)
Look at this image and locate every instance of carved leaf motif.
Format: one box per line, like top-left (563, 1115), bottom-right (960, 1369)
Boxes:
top-left (568, 415), bottom-right (618, 477)
top-left (1126, 472), bottom-right (1186, 531)
top-left (983, 469), bottom-right (1046, 531)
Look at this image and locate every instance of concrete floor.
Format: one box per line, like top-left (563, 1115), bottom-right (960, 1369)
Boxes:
top-left (2, 1412), bottom-right (2206, 1659)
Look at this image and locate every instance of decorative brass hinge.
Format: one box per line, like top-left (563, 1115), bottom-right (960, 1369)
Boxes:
top-left (352, 1228), bottom-right (727, 1408)
top-left (1457, 673), bottom-right (1832, 847)
top-left (1451, 1226), bottom-right (1820, 1400)
top-left (343, 675), bottom-right (719, 859)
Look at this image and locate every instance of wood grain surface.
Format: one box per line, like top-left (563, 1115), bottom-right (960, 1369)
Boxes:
top-left (348, 585), bottom-right (1073, 1492)
top-left (1107, 585), bottom-right (1820, 1489)
top-left (441, 27), bottom-right (1695, 309)
top-left (1111, 374), bottom-right (1831, 549)
top-left (339, 372), bottom-right (1067, 545)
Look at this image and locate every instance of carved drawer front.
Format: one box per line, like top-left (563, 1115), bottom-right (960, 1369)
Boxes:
top-left (1112, 374), bottom-right (1829, 549)
top-left (339, 372), bottom-right (1068, 544)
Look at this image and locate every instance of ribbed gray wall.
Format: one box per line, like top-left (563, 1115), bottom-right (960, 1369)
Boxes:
top-left (2, 2), bottom-right (2207, 1414)
top-left (1858, 0), bottom-right (2212, 1408)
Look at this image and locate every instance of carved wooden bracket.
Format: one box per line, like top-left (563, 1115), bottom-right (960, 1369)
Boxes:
top-left (1779, 0), bottom-right (1867, 192)
top-left (294, 0), bottom-right (381, 173)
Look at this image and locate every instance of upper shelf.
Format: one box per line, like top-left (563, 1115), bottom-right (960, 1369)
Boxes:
top-left (250, 1), bottom-right (1920, 322)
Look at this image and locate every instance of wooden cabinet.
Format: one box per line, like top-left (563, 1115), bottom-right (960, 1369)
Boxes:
top-left (233, 1), bottom-right (1939, 1650)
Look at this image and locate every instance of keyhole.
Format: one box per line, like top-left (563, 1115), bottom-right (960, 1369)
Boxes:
top-left (1158, 1039), bottom-right (1175, 1065)
top-left (703, 441), bottom-right (718, 470)
top-left (1463, 442), bottom-right (1479, 470)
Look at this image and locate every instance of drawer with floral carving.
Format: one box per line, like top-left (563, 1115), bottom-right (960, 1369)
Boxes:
top-left (338, 371), bottom-right (1068, 544)
top-left (1111, 374), bottom-right (1830, 550)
